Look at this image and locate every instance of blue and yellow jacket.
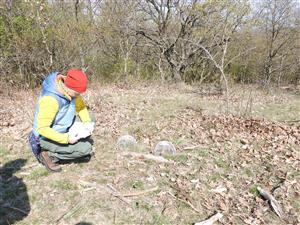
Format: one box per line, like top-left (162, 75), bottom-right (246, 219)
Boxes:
top-left (32, 72), bottom-right (91, 144)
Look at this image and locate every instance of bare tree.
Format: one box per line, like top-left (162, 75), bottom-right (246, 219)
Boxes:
top-left (136, 0), bottom-right (252, 87)
top-left (1, 0), bottom-right (298, 87)
top-left (97, 0), bottom-right (138, 79)
top-left (257, 0), bottom-right (298, 87)
top-left (136, 0), bottom-right (206, 81)
top-left (187, 0), bottom-right (251, 111)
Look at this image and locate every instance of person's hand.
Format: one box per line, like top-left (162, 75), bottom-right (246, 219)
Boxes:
top-left (68, 132), bottom-right (79, 144)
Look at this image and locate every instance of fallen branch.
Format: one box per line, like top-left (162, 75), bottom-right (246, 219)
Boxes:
top-left (55, 199), bottom-right (81, 224)
top-left (121, 151), bottom-right (170, 163)
top-left (194, 212), bottom-right (223, 225)
top-left (107, 184), bottom-right (131, 206)
top-left (79, 180), bottom-right (131, 206)
top-left (183, 144), bottom-right (202, 150)
top-left (257, 186), bottom-right (284, 219)
top-left (168, 191), bottom-right (201, 214)
top-left (185, 106), bottom-right (204, 114)
top-left (79, 180), bottom-right (103, 189)
top-left (2, 205), bottom-right (28, 215)
top-left (123, 186), bottom-right (159, 197)
top-left (210, 186), bottom-right (227, 194)
top-left (22, 163), bottom-right (39, 170)
top-left (82, 187), bottom-right (96, 192)
top-left (280, 119), bottom-right (300, 123)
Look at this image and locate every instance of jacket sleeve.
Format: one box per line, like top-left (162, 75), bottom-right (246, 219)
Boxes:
top-left (75, 96), bottom-right (91, 122)
top-left (36, 96), bottom-right (69, 144)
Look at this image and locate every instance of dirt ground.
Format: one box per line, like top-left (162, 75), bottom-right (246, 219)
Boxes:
top-left (0, 83), bottom-right (299, 225)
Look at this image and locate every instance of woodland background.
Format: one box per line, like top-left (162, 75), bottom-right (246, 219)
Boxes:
top-left (0, 0), bottom-right (299, 88)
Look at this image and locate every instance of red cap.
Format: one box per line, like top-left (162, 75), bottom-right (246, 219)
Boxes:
top-left (64, 69), bottom-right (88, 93)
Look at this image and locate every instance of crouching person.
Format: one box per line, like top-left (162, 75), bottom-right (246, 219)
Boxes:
top-left (29, 69), bottom-right (95, 172)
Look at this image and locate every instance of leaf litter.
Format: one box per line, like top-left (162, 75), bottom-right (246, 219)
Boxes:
top-left (0, 84), bottom-right (299, 224)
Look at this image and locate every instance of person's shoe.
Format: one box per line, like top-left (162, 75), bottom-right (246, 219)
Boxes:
top-left (39, 151), bottom-right (62, 172)
top-left (56, 152), bottom-right (95, 164)
top-left (73, 152), bottom-right (95, 163)
top-left (77, 152), bottom-right (95, 163)
top-left (90, 152), bottom-right (95, 158)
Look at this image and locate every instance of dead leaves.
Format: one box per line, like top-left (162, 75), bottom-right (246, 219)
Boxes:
top-left (1, 85), bottom-right (299, 224)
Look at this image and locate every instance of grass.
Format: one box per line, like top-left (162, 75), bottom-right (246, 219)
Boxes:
top-left (165, 154), bottom-right (188, 163)
top-left (215, 159), bottom-right (231, 171)
top-left (196, 148), bottom-right (209, 157)
top-left (105, 170), bottom-right (116, 177)
top-left (29, 168), bottom-right (49, 179)
top-left (146, 214), bottom-right (171, 225)
top-left (244, 168), bottom-right (255, 177)
top-left (51, 180), bottom-right (78, 191)
top-left (255, 96), bottom-right (300, 122)
top-left (135, 201), bottom-right (154, 211)
top-left (0, 83), bottom-right (299, 224)
top-left (29, 192), bottom-right (40, 204)
top-left (0, 144), bottom-right (10, 161)
top-left (249, 185), bottom-right (260, 197)
top-left (208, 173), bottom-right (223, 182)
top-left (126, 179), bottom-right (144, 190)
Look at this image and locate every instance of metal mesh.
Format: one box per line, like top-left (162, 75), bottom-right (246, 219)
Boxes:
top-left (154, 141), bottom-right (176, 156)
top-left (117, 135), bottom-right (137, 150)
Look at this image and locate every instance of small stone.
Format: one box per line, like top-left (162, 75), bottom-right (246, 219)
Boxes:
top-left (211, 186), bottom-right (227, 193)
top-left (170, 177), bottom-right (176, 182)
top-left (242, 144), bottom-right (249, 150)
top-left (240, 139), bottom-right (248, 145)
top-left (146, 176), bottom-right (155, 182)
top-left (190, 179), bottom-right (199, 184)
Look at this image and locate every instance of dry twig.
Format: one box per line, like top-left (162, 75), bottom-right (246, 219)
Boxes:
top-left (183, 144), bottom-right (202, 150)
top-left (2, 205), bottom-right (28, 215)
top-left (79, 180), bottom-right (131, 206)
top-left (168, 191), bottom-right (201, 214)
top-left (257, 186), bottom-right (284, 219)
top-left (106, 184), bottom-right (131, 206)
top-left (123, 186), bottom-right (159, 197)
top-left (55, 199), bottom-right (81, 224)
top-left (121, 151), bottom-right (170, 163)
top-left (194, 212), bottom-right (223, 225)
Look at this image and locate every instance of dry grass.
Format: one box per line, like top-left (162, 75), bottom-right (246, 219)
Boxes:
top-left (0, 83), bottom-right (299, 225)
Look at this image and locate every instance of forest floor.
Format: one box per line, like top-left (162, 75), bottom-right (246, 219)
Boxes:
top-left (0, 83), bottom-right (299, 225)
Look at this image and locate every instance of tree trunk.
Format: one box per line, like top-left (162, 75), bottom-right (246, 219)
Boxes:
top-left (124, 52), bottom-right (128, 76)
top-left (158, 55), bottom-right (165, 82)
top-left (263, 59), bottom-right (273, 88)
top-left (277, 56), bottom-right (284, 87)
top-left (220, 70), bottom-right (229, 112)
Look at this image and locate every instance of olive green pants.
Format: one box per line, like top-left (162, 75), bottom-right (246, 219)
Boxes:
top-left (40, 115), bottom-right (95, 161)
top-left (40, 137), bottom-right (93, 161)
